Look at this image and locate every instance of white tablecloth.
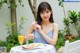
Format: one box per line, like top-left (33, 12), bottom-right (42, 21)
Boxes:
top-left (10, 44), bottom-right (56, 53)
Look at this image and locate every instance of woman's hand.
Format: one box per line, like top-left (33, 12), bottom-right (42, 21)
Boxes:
top-left (32, 21), bottom-right (42, 32)
top-left (32, 21), bottom-right (37, 30)
top-left (32, 21), bottom-right (43, 34)
top-left (35, 24), bottom-right (43, 33)
top-left (25, 34), bottom-right (34, 41)
top-left (27, 34), bottom-right (34, 40)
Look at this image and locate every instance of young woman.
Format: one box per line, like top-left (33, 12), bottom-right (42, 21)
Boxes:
top-left (25, 2), bottom-right (58, 46)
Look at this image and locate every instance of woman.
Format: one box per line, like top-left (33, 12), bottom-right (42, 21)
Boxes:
top-left (25, 2), bottom-right (58, 46)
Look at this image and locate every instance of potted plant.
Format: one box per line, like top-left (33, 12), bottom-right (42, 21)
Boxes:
top-left (68, 11), bottom-right (80, 37)
top-left (63, 18), bottom-right (75, 40)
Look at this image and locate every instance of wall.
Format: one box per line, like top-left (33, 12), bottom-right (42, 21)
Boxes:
top-left (0, 4), bottom-right (11, 40)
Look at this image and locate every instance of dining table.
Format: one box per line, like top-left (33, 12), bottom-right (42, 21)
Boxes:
top-left (9, 43), bottom-right (56, 53)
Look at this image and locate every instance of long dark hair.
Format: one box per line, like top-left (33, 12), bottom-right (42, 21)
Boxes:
top-left (36, 2), bottom-right (54, 25)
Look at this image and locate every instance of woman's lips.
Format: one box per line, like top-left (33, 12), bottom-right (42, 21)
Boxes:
top-left (44, 17), bottom-right (48, 19)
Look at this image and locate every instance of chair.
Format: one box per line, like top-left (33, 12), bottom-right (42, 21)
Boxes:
top-left (64, 40), bottom-right (80, 53)
top-left (0, 47), bottom-right (6, 53)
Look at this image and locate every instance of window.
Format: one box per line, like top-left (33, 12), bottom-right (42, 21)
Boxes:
top-left (64, 0), bottom-right (80, 2)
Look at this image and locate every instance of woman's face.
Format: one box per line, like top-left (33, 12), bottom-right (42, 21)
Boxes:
top-left (40, 9), bottom-right (51, 21)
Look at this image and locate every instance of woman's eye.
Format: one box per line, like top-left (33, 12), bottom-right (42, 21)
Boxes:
top-left (46, 11), bottom-right (49, 13)
top-left (40, 12), bottom-right (44, 14)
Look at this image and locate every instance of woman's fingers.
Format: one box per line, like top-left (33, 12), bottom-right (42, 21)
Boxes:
top-left (32, 21), bottom-right (39, 30)
top-left (28, 34), bottom-right (34, 39)
top-left (24, 36), bottom-right (28, 41)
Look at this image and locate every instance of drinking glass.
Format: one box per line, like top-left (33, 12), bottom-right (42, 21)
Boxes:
top-left (18, 35), bottom-right (24, 46)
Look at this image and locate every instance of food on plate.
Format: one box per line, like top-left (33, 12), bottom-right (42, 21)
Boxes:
top-left (37, 43), bottom-right (42, 46)
top-left (22, 44), bottom-right (34, 50)
top-left (31, 44), bottom-right (35, 47)
top-left (22, 43), bottom-right (44, 50)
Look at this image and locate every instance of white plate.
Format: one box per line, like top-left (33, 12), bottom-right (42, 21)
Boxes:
top-left (22, 43), bottom-right (46, 50)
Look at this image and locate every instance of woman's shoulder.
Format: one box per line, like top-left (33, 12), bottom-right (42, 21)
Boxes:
top-left (52, 23), bottom-right (58, 28)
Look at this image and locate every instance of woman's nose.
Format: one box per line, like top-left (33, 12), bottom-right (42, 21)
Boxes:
top-left (44, 13), bottom-right (47, 16)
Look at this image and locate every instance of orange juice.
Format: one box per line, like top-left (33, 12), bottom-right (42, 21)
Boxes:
top-left (18, 35), bottom-right (24, 45)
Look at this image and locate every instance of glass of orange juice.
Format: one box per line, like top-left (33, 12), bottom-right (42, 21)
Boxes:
top-left (18, 35), bottom-right (24, 45)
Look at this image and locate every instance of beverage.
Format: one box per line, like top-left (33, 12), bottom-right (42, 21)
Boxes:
top-left (18, 35), bottom-right (24, 45)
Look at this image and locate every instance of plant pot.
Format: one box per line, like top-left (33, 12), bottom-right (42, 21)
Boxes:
top-left (64, 35), bottom-right (75, 40)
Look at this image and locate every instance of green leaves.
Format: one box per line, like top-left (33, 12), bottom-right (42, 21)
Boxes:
top-left (5, 22), bottom-right (14, 27)
top-left (0, 40), bottom-right (6, 46)
top-left (18, 0), bottom-right (22, 5)
top-left (0, 0), bottom-right (24, 9)
top-left (0, 0), bottom-right (4, 9)
top-left (77, 11), bottom-right (80, 21)
top-left (68, 11), bottom-right (79, 23)
top-left (63, 18), bottom-right (70, 26)
top-left (58, 0), bottom-right (64, 7)
top-left (18, 17), bottom-right (26, 34)
top-left (55, 30), bottom-right (65, 50)
top-left (4, 0), bottom-right (8, 3)
top-left (5, 22), bottom-right (15, 35)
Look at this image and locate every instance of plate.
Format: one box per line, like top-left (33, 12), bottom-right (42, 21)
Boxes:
top-left (22, 43), bottom-right (46, 50)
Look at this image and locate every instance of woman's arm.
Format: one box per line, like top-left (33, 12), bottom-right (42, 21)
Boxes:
top-left (25, 21), bottom-right (37, 40)
top-left (37, 23), bottom-right (58, 45)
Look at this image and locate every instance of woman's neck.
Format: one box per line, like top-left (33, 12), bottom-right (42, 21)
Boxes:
top-left (41, 21), bottom-right (51, 26)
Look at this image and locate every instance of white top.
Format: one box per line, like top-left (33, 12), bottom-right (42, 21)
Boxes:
top-left (10, 44), bottom-right (56, 53)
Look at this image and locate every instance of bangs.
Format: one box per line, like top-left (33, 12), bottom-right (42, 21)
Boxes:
top-left (38, 2), bottom-right (51, 13)
top-left (40, 5), bottom-right (48, 12)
